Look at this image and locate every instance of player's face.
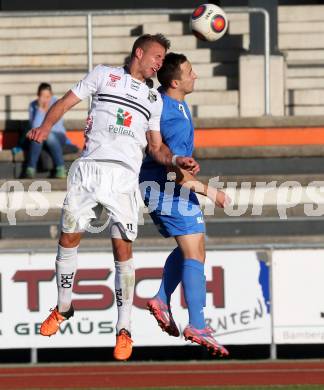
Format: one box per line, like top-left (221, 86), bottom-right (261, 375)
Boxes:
top-left (178, 61), bottom-right (197, 95)
top-left (139, 42), bottom-right (166, 79)
top-left (38, 89), bottom-right (52, 108)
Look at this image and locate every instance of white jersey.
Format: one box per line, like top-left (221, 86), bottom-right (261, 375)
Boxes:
top-left (71, 64), bottom-right (163, 174)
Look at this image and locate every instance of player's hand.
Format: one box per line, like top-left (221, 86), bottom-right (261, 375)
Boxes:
top-left (215, 190), bottom-right (231, 208)
top-left (26, 127), bottom-right (50, 143)
top-left (176, 156), bottom-right (200, 176)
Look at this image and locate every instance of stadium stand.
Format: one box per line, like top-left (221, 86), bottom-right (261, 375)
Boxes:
top-left (1, 5), bottom-right (324, 121)
top-left (0, 12), bottom-right (241, 122)
top-left (1, 5), bottom-right (324, 243)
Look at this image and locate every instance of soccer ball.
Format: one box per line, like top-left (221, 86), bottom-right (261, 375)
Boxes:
top-left (190, 3), bottom-right (228, 42)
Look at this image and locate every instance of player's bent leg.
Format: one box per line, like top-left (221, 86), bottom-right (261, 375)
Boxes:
top-left (176, 235), bottom-right (206, 330)
top-left (112, 235), bottom-right (134, 361)
top-left (147, 247), bottom-right (182, 337)
top-left (176, 234), bottom-right (228, 356)
top-left (41, 161), bottom-right (99, 337)
top-left (59, 231), bottom-right (82, 248)
top-left (176, 233), bottom-right (206, 330)
top-left (40, 232), bottom-right (81, 337)
top-left (175, 233), bottom-right (205, 264)
top-left (105, 188), bottom-right (139, 360)
top-left (155, 247), bottom-right (183, 305)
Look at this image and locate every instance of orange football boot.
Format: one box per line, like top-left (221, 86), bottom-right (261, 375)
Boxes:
top-left (113, 328), bottom-right (133, 361)
top-left (40, 305), bottom-right (74, 336)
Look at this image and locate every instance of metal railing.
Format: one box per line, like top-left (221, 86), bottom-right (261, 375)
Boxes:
top-left (0, 7), bottom-right (271, 116)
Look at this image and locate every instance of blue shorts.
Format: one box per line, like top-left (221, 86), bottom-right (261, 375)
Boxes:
top-left (141, 182), bottom-right (206, 238)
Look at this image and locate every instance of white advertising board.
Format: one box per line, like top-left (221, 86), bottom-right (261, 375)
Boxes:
top-left (0, 250), bottom-right (270, 348)
top-left (273, 249), bottom-right (324, 344)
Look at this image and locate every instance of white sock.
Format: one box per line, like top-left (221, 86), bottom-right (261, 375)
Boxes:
top-left (56, 244), bottom-right (78, 313)
top-left (114, 258), bottom-right (135, 334)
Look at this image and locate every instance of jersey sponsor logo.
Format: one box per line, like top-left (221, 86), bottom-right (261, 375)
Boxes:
top-left (108, 125), bottom-right (135, 138)
top-left (108, 107), bottom-right (134, 138)
top-left (126, 93), bottom-right (138, 101)
top-left (147, 90), bottom-right (157, 103)
top-left (107, 73), bottom-right (121, 87)
top-left (116, 108), bottom-right (132, 127)
top-left (131, 79), bottom-right (141, 91)
top-left (110, 73), bottom-right (121, 82)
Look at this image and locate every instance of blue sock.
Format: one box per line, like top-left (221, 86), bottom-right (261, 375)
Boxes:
top-left (182, 258), bottom-right (206, 329)
top-left (156, 247), bottom-right (183, 305)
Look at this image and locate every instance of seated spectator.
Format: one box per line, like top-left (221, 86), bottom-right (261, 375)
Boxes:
top-left (25, 83), bottom-right (69, 179)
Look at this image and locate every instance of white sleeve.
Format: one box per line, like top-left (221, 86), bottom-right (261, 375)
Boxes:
top-left (71, 65), bottom-right (103, 100)
top-left (148, 91), bottom-right (163, 132)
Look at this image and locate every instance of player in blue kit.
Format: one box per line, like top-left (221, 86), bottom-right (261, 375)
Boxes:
top-left (139, 53), bottom-right (230, 356)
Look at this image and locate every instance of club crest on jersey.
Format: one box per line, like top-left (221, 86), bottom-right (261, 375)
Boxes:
top-left (107, 73), bottom-right (121, 87)
top-left (116, 108), bottom-right (132, 127)
top-left (147, 90), bottom-right (157, 103)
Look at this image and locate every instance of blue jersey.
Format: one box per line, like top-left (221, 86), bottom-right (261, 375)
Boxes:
top-left (139, 92), bottom-right (205, 238)
top-left (140, 93), bottom-right (194, 184)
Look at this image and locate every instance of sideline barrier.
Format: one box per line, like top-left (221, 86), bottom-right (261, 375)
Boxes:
top-left (1, 246), bottom-right (324, 362)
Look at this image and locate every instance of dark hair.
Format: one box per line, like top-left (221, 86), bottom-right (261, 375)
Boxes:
top-left (130, 33), bottom-right (170, 59)
top-left (37, 82), bottom-right (52, 96)
top-left (157, 52), bottom-right (187, 89)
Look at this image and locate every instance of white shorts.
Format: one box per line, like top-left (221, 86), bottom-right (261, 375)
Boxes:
top-left (61, 159), bottom-right (139, 241)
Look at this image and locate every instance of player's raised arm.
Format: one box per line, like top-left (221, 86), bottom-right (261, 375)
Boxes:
top-left (27, 90), bottom-right (81, 143)
top-left (146, 129), bottom-right (200, 173)
top-left (173, 167), bottom-right (231, 208)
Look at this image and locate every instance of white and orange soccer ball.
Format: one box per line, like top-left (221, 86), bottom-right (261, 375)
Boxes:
top-left (190, 3), bottom-right (228, 42)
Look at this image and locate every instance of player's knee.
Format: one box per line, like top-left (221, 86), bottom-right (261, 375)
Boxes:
top-left (179, 235), bottom-right (205, 263)
top-left (115, 247), bottom-right (132, 261)
top-left (199, 248), bottom-right (206, 263)
top-left (181, 248), bottom-right (205, 263)
top-left (193, 251), bottom-right (205, 263)
top-left (112, 239), bottom-right (132, 261)
top-left (199, 252), bottom-right (206, 263)
top-left (59, 232), bottom-right (81, 248)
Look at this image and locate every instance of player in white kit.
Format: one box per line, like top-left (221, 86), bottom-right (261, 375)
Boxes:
top-left (27, 34), bottom-right (199, 361)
